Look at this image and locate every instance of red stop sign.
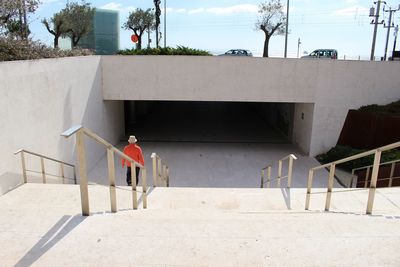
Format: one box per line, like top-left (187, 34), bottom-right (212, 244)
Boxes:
top-left (131, 35), bottom-right (138, 43)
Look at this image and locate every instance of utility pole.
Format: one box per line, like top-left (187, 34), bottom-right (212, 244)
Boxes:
top-left (164, 0), bottom-right (167, 48)
top-left (369, 1), bottom-right (385, 61)
top-left (383, 5), bottom-right (399, 60)
top-left (297, 38), bottom-right (301, 58)
top-left (393, 25), bottom-right (399, 59)
top-left (284, 0), bottom-right (289, 58)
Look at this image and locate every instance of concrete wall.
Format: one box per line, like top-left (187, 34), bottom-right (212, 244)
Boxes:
top-left (293, 103), bottom-right (314, 154)
top-left (102, 56), bottom-right (400, 155)
top-left (0, 56), bottom-right (124, 194)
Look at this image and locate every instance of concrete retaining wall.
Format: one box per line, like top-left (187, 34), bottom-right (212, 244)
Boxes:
top-left (0, 56), bottom-right (124, 194)
top-left (102, 56), bottom-right (400, 155)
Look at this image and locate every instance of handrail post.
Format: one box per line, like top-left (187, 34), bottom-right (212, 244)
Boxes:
top-left (40, 157), bottom-right (46, 184)
top-left (277, 160), bottom-right (282, 187)
top-left (166, 167), bottom-right (170, 187)
top-left (364, 167), bottom-right (370, 188)
top-left (157, 158), bottom-right (162, 186)
top-left (261, 169), bottom-right (265, 188)
top-left (60, 163), bottom-right (65, 184)
top-left (366, 150), bottom-right (382, 214)
top-left (350, 169), bottom-right (355, 188)
top-left (131, 162), bottom-right (138, 210)
top-left (287, 156), bottom-right (294, 188)
top-left (152, 154), bottom-right (157, 187)
top-left (76, 129), bottom-right (90, 216)
top-left (142, 168), bottom-right (147, 209)
top-left (267, 167), bottom-right (271, 188)
top-left (73, 167), bottom-right (77, 185)
top-left (20, 151), bottom-right (27, 183)
top-left (107, 148), bottom-right (117, 213)
top-left (163, 165), bottom-right (167, 186)
top-left (325, 163), bottom-right (336, 211)
top-left (388, 162), bottom-right (395, 187)
top-left (305, 169), bottom-right (314, 210)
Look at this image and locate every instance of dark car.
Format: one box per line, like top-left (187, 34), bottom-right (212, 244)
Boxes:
top-left (219, 49), bottom-right (253, 57)
top-left (302, 49), bottom-right (338, 59)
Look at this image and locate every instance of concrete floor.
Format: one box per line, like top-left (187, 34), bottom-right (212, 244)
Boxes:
top-left (1, 184), bottom-right (399, 267)
top-left (87, 142), bottom-right (338, 188)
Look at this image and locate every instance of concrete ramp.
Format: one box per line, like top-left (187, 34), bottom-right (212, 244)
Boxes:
top-left (1, 184), bottom-right (399, 266)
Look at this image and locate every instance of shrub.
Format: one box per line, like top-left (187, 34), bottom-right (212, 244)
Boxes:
top-left (118, 46), bottom-right (211, 56)
top-left (358, 100), bottom-right (400, 116)
top-left (0, 37), bottom-right (93, 61)
top-left (316, 145), bottom-right (400, 171)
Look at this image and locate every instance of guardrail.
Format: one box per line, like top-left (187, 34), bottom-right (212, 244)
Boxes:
top-left (351, 159), bottom-right (400, 188)
top-left (305, 141), bottom-right (400, 214)
top-left (260, 154), bottom-right (297, 188)
top-left (61, 125), bottom-right (148, 216)
top-left (14, 149), bottom-right (76, 184)
top-left (151, 153), bottom-right (170, 187)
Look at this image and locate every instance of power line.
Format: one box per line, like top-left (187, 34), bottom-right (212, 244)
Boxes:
top-left (383, 5), bottom-right (400, 60)
top-left (369, 0), bottom-right (385, 60)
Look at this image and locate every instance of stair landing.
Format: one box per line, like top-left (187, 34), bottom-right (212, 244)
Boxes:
top-left (0, 184), bottom-right (399, 266)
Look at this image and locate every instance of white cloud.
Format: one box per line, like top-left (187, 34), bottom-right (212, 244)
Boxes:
top-left (206, 4), bottom-right (258, 15)
top-left (100, 2), bottom-right (135, 13)
top-left (332, 5), bottom-right (368, 17)
top-left (41, 0), bottom-right (60, 3)
top-left (101, 2), bottom-right (123, 11)
top-left (188, 8), bottom-right (205, 14)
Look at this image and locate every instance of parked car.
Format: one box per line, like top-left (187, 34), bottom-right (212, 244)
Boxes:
top-left (302, 49), bottom-right (338, 59)
top-left (219, 49), bottom-right (253, 57)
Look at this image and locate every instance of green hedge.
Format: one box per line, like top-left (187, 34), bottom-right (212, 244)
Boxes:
top-left (118, 46), bottom-right (211, 56)
top-left (358, 100), bottom-right (400, 116)
top-left (316, 145), bottom-right (400, 171)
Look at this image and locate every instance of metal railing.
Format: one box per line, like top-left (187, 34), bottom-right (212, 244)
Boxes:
top-left (305, 141), bottom-right (400, 214)
top-left (14, 149), bottom-right (76, 184)
top-left (351, 159), bottom-right (400, 188)
top-left (151, 153), bottom-right (170, 187)
top-left (261, 154), bottom-right (297, 188)
top-left (61, 125), bottom-right (148, 216)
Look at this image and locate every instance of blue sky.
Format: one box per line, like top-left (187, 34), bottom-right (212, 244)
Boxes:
top-left (31, 0), bottom-right (400, 59)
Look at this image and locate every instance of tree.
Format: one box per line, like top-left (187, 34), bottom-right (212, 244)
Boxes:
top-left (256, 0), bottom-right (286, 57)
top-left (64, 1), bottom-right (94, 47)
top-left (0, 0), bottom-right (40, 39)
top-left (153, 0), bottom-right (161, 47)
top-left (123, 8), bottom-right (155, 50)
top-left (42, 10), bottom-right (69, 48)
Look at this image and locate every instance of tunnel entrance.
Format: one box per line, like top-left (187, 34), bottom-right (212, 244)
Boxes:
top-left (124, 101), bottom-right (294, 144)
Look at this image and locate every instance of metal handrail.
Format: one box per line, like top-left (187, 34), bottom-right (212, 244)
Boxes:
top-left (61, 125), bottom-right (148, 216)
top-left (151, 153), bottom-right (170, 187)
top-left (14, 149), bottom-right (76, 184)
top-left (261, 154), bottom-right (297, 188)
top-left (305, 141), bottom-right (400, 215)
top-left (351, 159), bottom-right (400, 188)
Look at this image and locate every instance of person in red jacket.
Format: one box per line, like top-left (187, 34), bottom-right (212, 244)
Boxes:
top-left (121, 135), bottom-right (145, 186)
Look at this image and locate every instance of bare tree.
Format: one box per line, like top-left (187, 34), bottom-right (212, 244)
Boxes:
top-left (123, 8), bottom-right (155, 50)
top-left (256, 0), bottom-right (286, 57)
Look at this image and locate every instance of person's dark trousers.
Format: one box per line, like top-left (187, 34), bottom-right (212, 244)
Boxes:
top-left (126, 166), bottom-right (140, 186)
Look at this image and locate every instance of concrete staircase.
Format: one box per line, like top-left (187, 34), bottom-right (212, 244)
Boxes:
top-left (1, 183), bottom-right (400, 266)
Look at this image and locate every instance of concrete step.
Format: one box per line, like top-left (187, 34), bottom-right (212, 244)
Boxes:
top-left (1, 184), bottom-right (400, 266)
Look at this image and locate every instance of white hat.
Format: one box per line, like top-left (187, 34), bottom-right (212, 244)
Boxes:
top-left (128, 135), bottom-right (137, 143)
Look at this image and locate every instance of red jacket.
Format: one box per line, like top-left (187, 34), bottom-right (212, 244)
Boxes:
top-left (121, 143), bottom-right (145, 167)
